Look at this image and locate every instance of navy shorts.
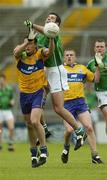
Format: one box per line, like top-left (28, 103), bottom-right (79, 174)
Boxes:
top-left (64, 98), bottom-right (89, 120)
top-left (20, 88), bottom-right (45, 114)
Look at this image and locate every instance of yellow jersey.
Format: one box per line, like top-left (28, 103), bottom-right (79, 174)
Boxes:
top-left (64, 63), bottom-right (94, 101)
top-left (16, 49), bottom-right (47, 93)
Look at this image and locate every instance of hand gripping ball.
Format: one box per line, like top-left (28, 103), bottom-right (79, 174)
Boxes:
top-left (44, 22), bottom-right (59, 38)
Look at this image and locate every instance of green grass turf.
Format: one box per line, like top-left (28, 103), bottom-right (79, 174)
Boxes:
top-left (0, 143), bottom-right (107, 180)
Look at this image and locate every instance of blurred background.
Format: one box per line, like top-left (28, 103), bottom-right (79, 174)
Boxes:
top-left (0, 0), bottom-right (107, 143)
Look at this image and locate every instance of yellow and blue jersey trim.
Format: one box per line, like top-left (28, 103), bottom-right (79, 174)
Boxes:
top-left (67, 73), bottom-right (86, 82)
top-left (16, 49), bottom-right (47, 93)
top-left (64, 64), bottom-right (94, 100)
top-left (17, 59), bottom-right (44, 75)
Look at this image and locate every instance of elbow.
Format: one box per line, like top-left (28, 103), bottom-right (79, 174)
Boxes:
top-left (13, 46), bottom-right (20, 57)
top-left (13, 50), bottom-right (18, 57)
top-left (13, 49), bottom-right (16, 57)
top-left (94, 77), bottom-right (100, 83)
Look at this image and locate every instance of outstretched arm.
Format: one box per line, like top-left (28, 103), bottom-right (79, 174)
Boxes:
top-left (33, 24), bottom-right (44, 33)
top-left (24, 20), bottom-right (44, 34)
top-left (13, 38), bottom-right (29, 59)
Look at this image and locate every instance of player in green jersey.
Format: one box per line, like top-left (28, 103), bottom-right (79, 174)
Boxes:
top-left (24, 13), bottom-right (86, 150)
top-left (87, 39), bottom-right (107, 134)
top-left (0, 73), bottom-right (15, 151)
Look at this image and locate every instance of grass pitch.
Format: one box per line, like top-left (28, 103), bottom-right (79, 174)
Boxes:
top-left (0, 143), bottom-right (107, 180)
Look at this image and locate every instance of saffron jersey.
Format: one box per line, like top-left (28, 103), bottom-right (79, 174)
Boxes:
top-left (64, 63), bottom-right (94, 101)
top-left (16, 49), bottom-right (47, 93)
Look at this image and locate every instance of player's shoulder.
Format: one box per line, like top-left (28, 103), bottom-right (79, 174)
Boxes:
top-left (36, 48), bottom-right (45, 60)
top-left (76, 63), bottom-right (91, 73)
top-left (36, 48), bottom-right (43, 55)
top-left (76, 63), bottom-right (86, 69)
top-left (87, 58), bottom-right (95, 66)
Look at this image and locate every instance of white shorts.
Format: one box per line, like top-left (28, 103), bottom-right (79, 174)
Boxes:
top-left (0, 110), bottom-right (14, 123)
top-left (90, 109), bottom-right (99, 123)
top-left (46, 65), bottom-right (69, 93)
top-left (96, 91), bottom-right (107, 108)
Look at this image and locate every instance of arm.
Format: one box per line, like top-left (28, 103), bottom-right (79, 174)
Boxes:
top-left (13, 38), bottom-right (29, 59)
top-left (84, 65), bottom-right (94, 82)
top-left (86, 63), bottom-right (100, 83)
top-left (24, 20), bottom-right (44, 34)
top-left (94, 66), bottom-right (100, 83)
top-left (42, 38), bottom-right (55, 60)
top-left (9, 87), bottom-right (15, 107)
top-left (33, 24), bottom-right (44, 34)
top-left (87, 59), bottom-right (100, 83)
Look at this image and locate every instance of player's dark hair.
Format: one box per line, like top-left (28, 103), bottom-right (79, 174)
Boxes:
top-left (29, 37), bottom-right (37, 44)
top-left (0, 73), bottom-right (6, 79)
top-left (95, 39), bottom-right (107, 47)
top-left (49, 12), bottom-right (61, 26)
top-left (25, 36), bottom-right (37, 44)
top-left (34, 37), bottom-right (37, 44)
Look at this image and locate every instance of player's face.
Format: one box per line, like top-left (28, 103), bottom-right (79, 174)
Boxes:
top-left (94, 41), bottom-right (107, 56)
top-left (25, 40), bottom-right (36, 55)
top-left (64, 50), bottom-right (76, 65)
top-left (45, 14), bottom-right (57, 24)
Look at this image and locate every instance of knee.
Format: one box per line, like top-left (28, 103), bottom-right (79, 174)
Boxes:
top-left (30, 118), bottom-right (40, 129)
top-left (53, 105), bottom-right (63, 115)
top-left (9, 127), bottom-right (14, 132)
top-left (0, 127), bottom-right (3, 134)
top-left (66, 130), bottom-right (72, 137)
top-left (8, 126), bottom-right (14, 132)
top-left (86, 125), bottom-right (93, 134)
top-left (67, 126), bottom-right (73, 134)
top-left (65, 125), bottom-right (73, 136)
top-left (26, 121), bottom-right (34, 130)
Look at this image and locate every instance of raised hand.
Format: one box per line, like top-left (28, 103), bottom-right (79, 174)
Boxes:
top-left (95, 53), bottom-right (104, 68)
top-left (24, 20), bottom-right (33, 29)
top-left (28, 28), bottom-right (37, 41)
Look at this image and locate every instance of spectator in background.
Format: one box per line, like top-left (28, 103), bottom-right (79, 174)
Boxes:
top-left (0, 73), bottom-right (15, 151)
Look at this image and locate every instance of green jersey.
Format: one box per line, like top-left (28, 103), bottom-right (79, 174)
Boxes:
top-left (0, 85), bottom-right (14, 109)
top-left (37, 34), bottom-right (63, 67)
top-left (85, 90), bottom-right (97, 109)
top-left (87, 53), bottom-right (107, 91)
